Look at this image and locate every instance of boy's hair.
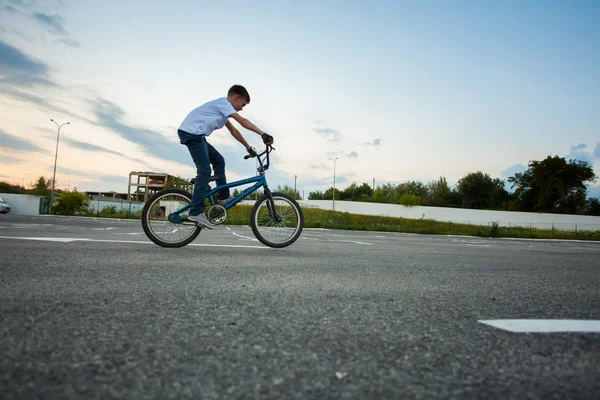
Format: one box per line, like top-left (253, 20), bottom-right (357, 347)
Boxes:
top-left (228, 85), bottom-right (250, 103)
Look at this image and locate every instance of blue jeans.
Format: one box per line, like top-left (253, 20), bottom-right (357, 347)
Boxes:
top-left (178, 129), bottom-right (230, 216)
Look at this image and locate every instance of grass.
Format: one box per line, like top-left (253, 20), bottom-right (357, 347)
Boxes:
top-left (83, 204), bottom-right (600, 241)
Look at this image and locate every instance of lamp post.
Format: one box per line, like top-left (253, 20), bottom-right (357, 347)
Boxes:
top-left (294, 175), bottom-right (297, 198)
top-left (49, 119), bottom-right (70, 214)
top-left (328, 157), bottom-right (338, 211)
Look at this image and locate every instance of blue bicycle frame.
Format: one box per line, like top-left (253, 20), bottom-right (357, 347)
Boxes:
top-left (169, 145), bottom-right (274, 224)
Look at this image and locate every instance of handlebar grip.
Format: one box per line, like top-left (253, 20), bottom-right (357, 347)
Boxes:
top-left (244, 155), bottom-right (252, 159)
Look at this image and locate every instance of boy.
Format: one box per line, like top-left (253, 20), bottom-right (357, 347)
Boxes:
top-left (177, 85), bottom-right (273, 229)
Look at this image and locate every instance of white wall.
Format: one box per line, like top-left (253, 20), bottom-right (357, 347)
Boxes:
top-left (0, 193), bottom-right (44, 215)
top-left (88, 199), bottom-right (145, 214)
top-left (298, 200), bottom-right (600, 231)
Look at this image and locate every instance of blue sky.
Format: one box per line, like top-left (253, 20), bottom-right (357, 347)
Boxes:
top-left (1, 0), bottom-right (599, 198)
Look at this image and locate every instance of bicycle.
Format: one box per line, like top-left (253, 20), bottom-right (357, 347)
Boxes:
top-left (141, 144), bottom-right (303, 248)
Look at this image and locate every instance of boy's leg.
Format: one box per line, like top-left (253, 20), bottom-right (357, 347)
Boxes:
top-left (206, 142), bottom-right (230, 199)
top-left (180, 132), bottom-right (211, 216)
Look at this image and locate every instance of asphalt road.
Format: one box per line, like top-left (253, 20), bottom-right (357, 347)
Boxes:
top-left (1, 214), bottom-right (599, 399)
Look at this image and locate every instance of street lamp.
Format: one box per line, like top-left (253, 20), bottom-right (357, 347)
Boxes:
top-left (49, 119), bottom-right (70, 214)
top-left (328, 157), bottom-right (338, 211)
top-left (294, 175), bottom-right (297, 198)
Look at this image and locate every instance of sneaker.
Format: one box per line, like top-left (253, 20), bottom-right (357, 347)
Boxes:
top-left (187, 213), bottom-right (215, 229)
top-left (218, 197), bottom-right (235, 206)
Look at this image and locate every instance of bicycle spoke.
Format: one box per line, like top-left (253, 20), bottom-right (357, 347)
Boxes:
top-left (145, 193), bottom-right (198, 245)
top-left (253, 196), bottom-right (301, 246)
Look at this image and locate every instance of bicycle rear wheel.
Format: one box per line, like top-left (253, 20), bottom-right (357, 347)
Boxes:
top-left (250, 192), bottom-right (303, 248)
top-left (141, 188), bottom-right (201, 248)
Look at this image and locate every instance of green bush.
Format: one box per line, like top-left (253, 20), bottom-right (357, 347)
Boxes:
top-left (53, 190), bottom-right (90, 215)
top-left (399, 193), bottom-right (421, 206)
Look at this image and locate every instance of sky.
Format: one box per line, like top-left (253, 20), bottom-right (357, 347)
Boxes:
top-left (1, 0), bottom-right (599, 198)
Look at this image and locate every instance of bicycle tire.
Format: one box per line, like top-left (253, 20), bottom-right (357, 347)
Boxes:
top-left (141, 188), bottom-right (201, 248)
top-left (250, 192), bottom-right (303, 248)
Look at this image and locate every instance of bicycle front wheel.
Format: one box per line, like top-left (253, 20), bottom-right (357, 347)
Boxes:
top-left (250, 192), bottom-right (303, 248)
top-left (141, 188), bottom-right (201, 248)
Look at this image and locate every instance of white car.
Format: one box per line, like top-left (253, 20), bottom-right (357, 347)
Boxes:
top-left (0, 196), bottom-right (11, 214)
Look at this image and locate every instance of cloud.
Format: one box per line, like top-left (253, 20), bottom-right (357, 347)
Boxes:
top-left (587, 185), bottom-right (600, 199)
top-left (60, 136), bottom-right (148, 166)
top-left (61, 137), bottom-right (126, 157)
top-left (0, 154), bottom-right (25, 165)
top-left (4, 4), bottom-right (24, 14)
top-left (8, 0), bottom-right (37, 8)
top-left (500, 163), bottom-right (527, 179)
top-left (593, 143), bottom-right (600, 160)
top-left (314, 119), bottom-right (325, 124)
top-left (0, 39), bottom-right (54, 86)
top-left (89, 98), bottom-right (189, 165)
top-left (57, 38), bottom-right (80, 48)
top-left (567, 143), bottom-right (593, 163)
top-left (326, 150), bottom-right (358, 159)
top-left (310, 164), bottom-right (329, 170)
top-left (32, 12), bottom-right (67, 35)
top-left (363, 138), bottom-right (381, 146)
top-left (55, 166), bottom-right (86, 176)
top-left (0, 86), bottom-right (97, 125)
top-left (0, 128), bottom-right (51, 154)
top-left (315, 128), bottom-right (341, 142)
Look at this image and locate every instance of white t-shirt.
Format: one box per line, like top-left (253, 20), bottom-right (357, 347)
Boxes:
top-left (179, 97), bottom-right (237, 136)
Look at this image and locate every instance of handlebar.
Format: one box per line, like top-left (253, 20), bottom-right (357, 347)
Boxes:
top-left (244, 144), bottom-right (274, 172)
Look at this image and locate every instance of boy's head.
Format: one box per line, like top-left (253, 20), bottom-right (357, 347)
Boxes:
top-left (227, 85), bottom-right (250, 112)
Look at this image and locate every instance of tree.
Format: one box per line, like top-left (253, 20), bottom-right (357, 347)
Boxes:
top-left (396, 181), bottom-right (428, 199)
top-left (165, 175), bottom-right (192, 189)
top-left (276, 184), bottom-right (301, 200)
top-left (508, 156), bottom-right (596, 214)
top-left (30, 176), bottom-right (53, 196)
top-left (340, 182), bottom-right (373, 202)
top-left (583, 198), bottom-right (600, 216)
top-left (457, 171), bottom-right (508, 209)
top-left (0, 181), bottom-right (27, 194)
top-left (423, 176), bottom-right (455, 207)
top-left (399, 193), bottom-right (420, 206)
top-left (372, 183), bottom-right (397, 203)
top-left (323, 187), bottom-right (342, 200)
top-left (308, 189), bottom-right (325, 200)
top-left (52, 190), bottom-right (90, 215)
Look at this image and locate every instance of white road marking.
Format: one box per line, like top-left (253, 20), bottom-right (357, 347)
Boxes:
top-left (0, 236), bottom-right (265, 248)
top-left (232, 232), bottom-right (257, 241)
top-left (327, 240), bottom-right (372, 245)
top-left (479, 319), bottom-right (600, 333)
top-left (301, 236), bottom-right (319, 241)
top-left (465, 244), bottom-right (491, 247)
top-left (93, 227), bottom-right (114, 231)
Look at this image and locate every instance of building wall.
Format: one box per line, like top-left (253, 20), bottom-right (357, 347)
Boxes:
top-left (0, 193), bottom-right (44, 215)
top-left (299, 200), bottom-right (600, 231)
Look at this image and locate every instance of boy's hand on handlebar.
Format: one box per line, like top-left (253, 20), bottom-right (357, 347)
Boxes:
top-left (261, 133), bottom-right (274, 145)
top-left (246, 146), bottom-right (258, 157)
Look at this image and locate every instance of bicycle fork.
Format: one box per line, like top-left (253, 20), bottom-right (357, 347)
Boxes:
top-left (264, 188), bottom-right (283, 223)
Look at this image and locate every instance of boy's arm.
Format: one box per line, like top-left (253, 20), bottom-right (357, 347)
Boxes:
top-left (225, 120), bottom-right (251, 149)
top-left (230, 113), bottom-right (265, 137)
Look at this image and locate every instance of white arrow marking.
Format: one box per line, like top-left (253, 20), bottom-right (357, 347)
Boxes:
top-left (479, 319), bottom-right (600, 333)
